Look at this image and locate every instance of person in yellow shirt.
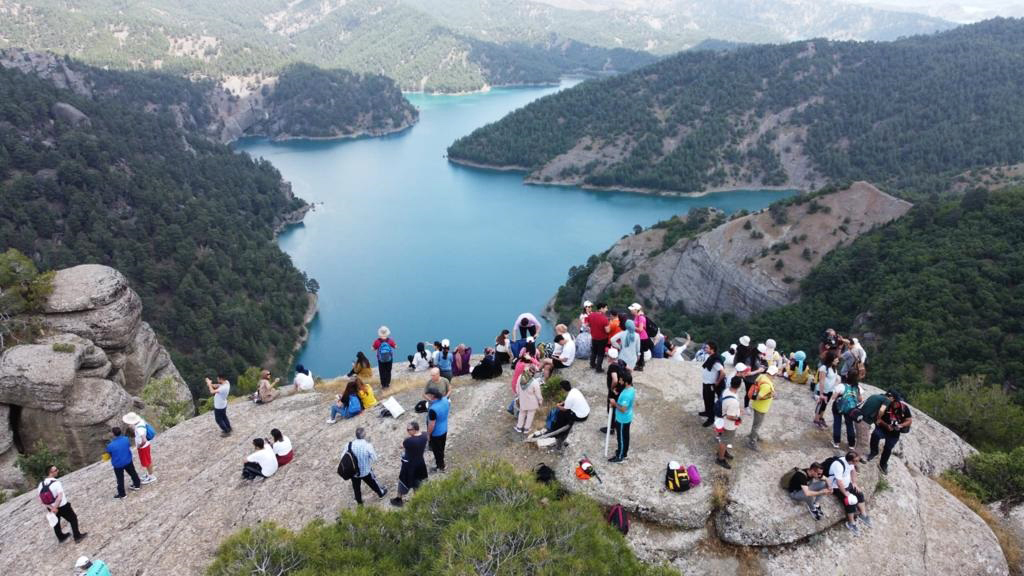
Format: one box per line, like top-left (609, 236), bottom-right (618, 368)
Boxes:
top-left (355, 377), bottom-right (378, 410)
top-left (747, 364), bottom-right (778, 451)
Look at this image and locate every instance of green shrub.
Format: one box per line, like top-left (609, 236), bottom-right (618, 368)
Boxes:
top-left (946, 447), bottom-right (1024, 506)
top-left (637, 273), bottom-right (652, 289)
top-left (208, 463), bottom-right (675, 576)
top-left (15, 441), bottom-right (68, 483)
top-left (233, 367), bottom-right (262, 398)
top-left (141, 376), bottom-right (194, 429)
top-left (542, 374), bottom-right (566, 403)
top-left (51, 343), bottom-right (75, 353)
top-left (913, 377), bottom-right (1024, 452)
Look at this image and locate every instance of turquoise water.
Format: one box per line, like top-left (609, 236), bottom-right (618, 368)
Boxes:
top-left (237, 81), bottom-right (794, 377)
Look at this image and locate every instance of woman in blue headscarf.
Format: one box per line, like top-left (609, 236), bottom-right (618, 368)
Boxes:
top-left (786, 350), bottom-right (813, 391)
top-left (610, 319), bottom-right (641, 370)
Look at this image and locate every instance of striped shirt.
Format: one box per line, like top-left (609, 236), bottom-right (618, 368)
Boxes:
top-left (349, 439), bottom-right (377, 478)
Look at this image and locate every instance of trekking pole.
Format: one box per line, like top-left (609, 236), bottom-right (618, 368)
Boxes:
top-left (603, 408), bottom-right (613, 458)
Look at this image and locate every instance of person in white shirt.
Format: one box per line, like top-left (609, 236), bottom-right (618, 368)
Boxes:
top-left (38, 465), bottom-right (86, 543)
top-left (814, 353), bottom-right (841, 429)
top-left (542, 333), bottom-right (576, 377)
top-left (292, 364), bottom-right (315, 393)
top-left (242, 438), bottom-right (278, 480)
top-left (829, 451), bottom-right (871, 533)
top-left (714, 375), bottom-right (743, 469)
top-left (122, 412), bottom-right (156, 484)
top-left (348, 427), bottom-right (388, 505)
top-left (269, 428), bottom-right (294, 467)
top-left (578, 301), bottom-right (593, 332)
top-left (408, 342), bottom-right (432, 372)
top-left (699, 342), bottom-right (726, 428)
top-left (207, 375), bottom-right (232, 436)
top-left (550, 379), bottom-right (591, 432)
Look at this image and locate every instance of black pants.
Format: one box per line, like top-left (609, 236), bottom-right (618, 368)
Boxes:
top-left (214, 407), bottom-right (231, 433)
top-left (870, 427), bottom-right (900, 468)
top-left (352, 472), bottom-right (385, 504)
top-left (743, 377), bottom-right (756, 408)
top-left (114, 463), bottom-right (141, 496)
top-left (636, 338), bottom-right (652, 369)
top-left (833, 406), bottom-right (857, 447)
top-left (702, 384), bottom-right (716, 418)
top-left (53, 502), bottom-right (82, 540)
top-left (519, 326), bottom-right (536, 340)
top-left (429, 433), bottom-right (447, 470)
top-left (242, 461), bottom-right (265, 480)
top-left (590, 339), bottom-right (608, 369)
top-left (379, 361), bottom-right (393, 388)
top-left (614, 420), bottom-right (631, 459)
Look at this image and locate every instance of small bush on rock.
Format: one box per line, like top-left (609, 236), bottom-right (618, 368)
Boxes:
top-left (15, 441), bottom-right (68, 483)
top-left (142, 376), bottom-right (194, 429)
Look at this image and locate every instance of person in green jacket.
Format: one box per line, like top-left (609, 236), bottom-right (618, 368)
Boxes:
top-left (75, 556), bottom-right (111, 576)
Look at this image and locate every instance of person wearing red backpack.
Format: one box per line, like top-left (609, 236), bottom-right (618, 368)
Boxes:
top-left (38, 465), bottom-right (87, 543)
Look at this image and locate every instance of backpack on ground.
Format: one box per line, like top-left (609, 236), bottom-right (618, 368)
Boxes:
top-left (39, 479), bottom-right (56, 506)
top-left (607, 504), bottom-right (630, 535)
top-left (779, 467), bottom-right (801, 491)
top-left (665, 462), bottom-right (691, 492)
top-left (535, 463), bottom-right (555, 484)
top-left (337, 442), bottom-right (358, 480)
top-left (145, 422), bottom-right (156, 441)
top-left (837, 387), bottom-right (858, 415)
top-left (377, 340), bottom-right (394, 363)
top-left (687, 464), bottom-right (702, 487)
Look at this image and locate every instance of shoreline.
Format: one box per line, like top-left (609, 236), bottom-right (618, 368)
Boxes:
top-left (264, 119), bottom-right (418, 143)
top-left (447, 156), bottom-right (805, 197)
top-left (287, 292), bottom-right (319, 368)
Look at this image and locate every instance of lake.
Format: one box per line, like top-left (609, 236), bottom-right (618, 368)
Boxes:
top-left (237, 81), bottom-right (794, 377)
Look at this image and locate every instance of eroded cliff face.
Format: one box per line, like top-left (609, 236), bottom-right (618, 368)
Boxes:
top-left (0, 265), bottom-right (193, 485)
top-left (580, 182), bottom-right (912, 318)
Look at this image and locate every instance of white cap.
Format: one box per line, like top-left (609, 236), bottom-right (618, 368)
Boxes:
top-left (122, 412), bottom-right (142, 426)
top-left (766, 338), bottom-right (776, 349)
top-left (441, 339), bottom-right (450, 347)
top-left (734, 362), bottom-right (748, 373)
top-left (739, 335), bottom-right (750, 346)
top-left (669, 460), bottom-right (680, 469)
top-left (583, 300), bottom-right (593, 308)
top-left (767, 365), bottom-right (779, 376)
top-left (607, 347), bottom-right (619, 359)
top-left (75, 557), bottom-right (90, 569)
top-left (757, 343), bottom-right (767, 354)
top-left (628, 303), bottom-right (641, 311)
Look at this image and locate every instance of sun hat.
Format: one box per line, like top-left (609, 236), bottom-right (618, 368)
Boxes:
top-left (734, 362), bottom-right (749, 373)
top-left (75, 556), bottom-right (90, 569)
top-left (765, 338), bottom-right (777, 349)
top-left (607, 347), bottom-right (619, 359)
top-left (379, 326), bottom-right (390, 338)
top-left (739, 335), bottom-right (750, 346)
top-left (122, 412), bottom-right (142, 426)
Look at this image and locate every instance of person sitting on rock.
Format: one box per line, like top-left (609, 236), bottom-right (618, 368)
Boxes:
top-left (495, 330), bottom-right (512, 365)
top-left (829, 450), bottom-right (871, 533)
top-left (434, 339), bottom-right (454, 380)
top-left (292, 364), bottom-right (315, 393)
top-left (327, 380), bottom-right (363, 423)
top-left (452, 343), bottom-right (472, 377)
top-left (784, 461), bottom-right (831, 520)
top-left (242, 438), bottom-right (278, 480)
top-left (714, 374), bottom-right (743, 469)
top-left (348, 352), bottom-right (373, 381)
top-left (269, 428), bottom-right (293, 467)
top-left (355, 377), bottom-right (378, 409)
top-left (256, 369), bottom-right (278, 404)
top-left (542, 332), bottom-right (575, 378)
top-left (408, 342), bottom-right (432, 372)
top-left (551, 379), bottom-right (590, 432)
top-left (471, 347), bottom-right (502, 380)
top-left (785, 351), bottom-right (813, 390)
top-left (74, 555), bottom-right (110, 576)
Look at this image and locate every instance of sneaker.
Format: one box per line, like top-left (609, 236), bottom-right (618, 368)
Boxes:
top-left (831, 442), bottom-right (840, 449)
top-left (598, 427), bottom-right (608, 434)
top-left (390, 497), bottom-right (404, 507)
top-left (129, 484), bottom-right (140, 491)
top-left (608, 456), bottom-right (623, 463)
top-left (845, 521), bottom-right (860, 534)
top-left (745, 407), bottom-right (753, 416)
top-left (57, 534), bottom-right (71, 543)
top-left (879, 465), bottom-right (889, 475)
top-left (865, 453), bottom-right (877, 462)
top-left (379, 487), bottom-right (389, 499)
top-left (513, 426), bottom-right (523, 433)
top-left (114, 493), bottom-right (126, 499)
top-left (724, 451), bottom-right (734, 460)
top-left (73, 533), bottom-right (88, 543)
top-left (431, 466), bottom-right (446, 473)
top-left (141, 475), bottom-right (156, 485)
top-left (698, 411), bottom-right (710, 417)
top-left (220, 431), bottom-right (232, 437)
top-left (326, 418), bottom-right (337, 424)
top-left (716, 458), bottom-right (732, 469)
top-left (811, 507), bottom-right (824, 521)
top-left (859, 515), bottom-right (873, 528)
top-left (702, 419), bottom-right (713, 428)
top-left (747, 440), bottom-right (759, 452)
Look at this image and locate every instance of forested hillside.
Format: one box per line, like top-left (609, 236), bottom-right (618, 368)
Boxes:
top-left (0, 0), bottom-right (655, 93)
top-left (0, 63), bottom-right (311, 398)
top-left (449, 19), bottom-right (1024, 198)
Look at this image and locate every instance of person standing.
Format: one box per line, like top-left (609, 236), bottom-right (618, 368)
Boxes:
top-left (39, 465), bottom-right (86, 543)
top-left (747, 365), bottom-right (778, 451)
top-left (715, 376), bottom-right (743, 469)
top-left (513, 312), bottom-right (541, 341)
top-left (579, 301), bottom-right (593, 332)
top-left (607, 372), bottom-right (635, 463)
top-left (866, 391), bottom-right (913, 475)
top-left (391, 421), bottom-right (428, 507)
top-left (122, 412), bottom-right (156, 484)
top-left (700, 342), bottom-right (726, 427)
top-left (515, 365), bottom-right (544, 434)
top-left (206, 375), bottom-right (232, 436)
top-left (349, 427), bottom-right (388, 504)
top-left (628, 303), bottom-right (650, 371)
top-left (610, 319), bottom-right (640, 371)
top-left (106, 427), bottom-right (141, 499)
top-left (373, 326), bottom-right (397, 389)
top-left (74, 556), bottom-right (110, 576)
top-left (434, 339), bottom-right (454, 381)
top-left (602, 347), bottom-right (628, 434)
top-left (426, 389), bottom-right (450, 472)
top-left (831, 377), bottom-right (861, 450)
top-left (585, 302), bottom-right (610, 372)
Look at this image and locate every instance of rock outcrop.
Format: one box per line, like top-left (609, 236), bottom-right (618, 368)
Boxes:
top-left (568, 182), bottom-right (912, 318)
top-left (0, 360), bottom-right (1006, 575)
top-left (0, 265), bottom-right (193, 485)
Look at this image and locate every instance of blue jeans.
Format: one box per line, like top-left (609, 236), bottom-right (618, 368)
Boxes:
top-left (214, 407), bottom-right (231, 433)
top-left (331, 404), bottom-right (353, 420)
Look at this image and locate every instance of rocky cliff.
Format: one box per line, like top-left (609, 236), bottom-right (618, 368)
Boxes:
top-left (574, 182), bottom-right (911, 318)
top-left (0, 359), bottom-right (1007, 575)
top-left (0, 265), bottom-right (193, 487)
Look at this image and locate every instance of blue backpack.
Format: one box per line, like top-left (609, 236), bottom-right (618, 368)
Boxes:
top-left (139, 423), bottom-right (156, 441)
top-left (377, 340), bottom-right (394, 363)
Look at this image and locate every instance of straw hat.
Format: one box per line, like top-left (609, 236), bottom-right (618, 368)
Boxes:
top-left (378, 326), bottom-right (390, 338)
top-left (122, 412), bottom-right (142, 427)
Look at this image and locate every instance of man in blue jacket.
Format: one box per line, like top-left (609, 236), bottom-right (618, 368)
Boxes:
top-left (425, 390), bottom-right (450, 472)
top-left (105, 427), bottom-right (141, 499)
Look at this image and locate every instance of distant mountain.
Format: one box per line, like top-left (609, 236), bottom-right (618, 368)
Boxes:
top-left (448, 19), bottom-right (1024, 198)
top-left (0, 0), bottom-right (656, 93)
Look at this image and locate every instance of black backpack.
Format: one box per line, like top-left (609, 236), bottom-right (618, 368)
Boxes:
top-left (535, 463), bottom-right (555, 484)
top-left (607, 504), bottom-right (630, 535)
top-left (665, 464), bottom-right (691, 492)
top-left (822, 456), bottom-right (846, 480)
top-left (337, 442), bottom-right (358, 480)
top-left (645, 317), bottom-right (659, 339)
top-left (714, 392), bottom-right (735, 418)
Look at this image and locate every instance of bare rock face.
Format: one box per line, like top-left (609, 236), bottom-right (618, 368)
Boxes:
top-left (571, 182), bottom-right (912, 318)
top-left (0, 360), bottom-right (1002, 575)
top-left (0, 265), bottom-right (193, 487)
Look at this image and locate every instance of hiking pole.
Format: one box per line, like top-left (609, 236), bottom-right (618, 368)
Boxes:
top-left (604, 408), bottom-right (613, 458)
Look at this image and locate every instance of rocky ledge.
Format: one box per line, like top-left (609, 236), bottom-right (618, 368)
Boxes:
top-left (0, 265), bottom-right (193, 485)
top-left (0, 359), bottom-right (1006, 575)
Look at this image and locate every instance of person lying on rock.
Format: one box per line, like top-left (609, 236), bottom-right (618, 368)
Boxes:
top-left (784, 461), bottom-right (831, 520)
top-left (242, 438), bottom-right (278, 481)
top-left (829, 450), bottom-right (872, 534)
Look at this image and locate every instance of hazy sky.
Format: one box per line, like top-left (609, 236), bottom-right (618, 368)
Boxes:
top-left (841, 0), bottom-right (1024, 21)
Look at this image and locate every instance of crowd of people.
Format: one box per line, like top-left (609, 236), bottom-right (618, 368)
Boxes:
top-left (36, 307), bottom-right (916, 573)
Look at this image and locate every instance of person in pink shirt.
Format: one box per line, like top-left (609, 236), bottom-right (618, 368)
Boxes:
top-left (628, 303), bottom-right (649, 372)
